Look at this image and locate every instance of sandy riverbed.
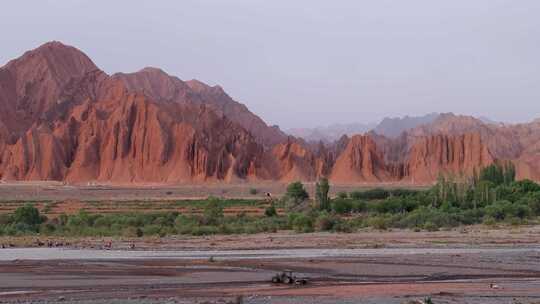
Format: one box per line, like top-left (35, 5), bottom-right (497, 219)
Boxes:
top-left (1, 229), bottom-right (540, 304)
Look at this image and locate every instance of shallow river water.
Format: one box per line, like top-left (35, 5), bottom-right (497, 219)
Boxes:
top-left (1, 246), bottom-right (539, 261)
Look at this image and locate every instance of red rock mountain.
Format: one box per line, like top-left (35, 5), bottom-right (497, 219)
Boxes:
top-left (0, 77), bottom-right (275, 183)
top-left (0, 41), bottom-right (98, 137)
top-left (0, 42), bottom-right (278, 183)
top-left (330, 135), bottom-right (390, 183)
top-left (271, 137), bottom-right (326, 182)
top-left (112, 67), bottom-right (287, 147)
top-left (404, 133), bottom-right (494, 183)
top-left (0, 42), bottom-right (538, 184)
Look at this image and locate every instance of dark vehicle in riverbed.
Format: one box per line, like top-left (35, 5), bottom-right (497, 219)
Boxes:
top-left (271, 270), bottom-right (308, 285)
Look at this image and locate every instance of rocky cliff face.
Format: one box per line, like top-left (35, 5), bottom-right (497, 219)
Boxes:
top-left (0, 41), bottom-right (98, 136)
top-left (404, 133), bottom-right (494, 183)
top-left (112, 68), bottom-right (287, 147)
top-left (0, 42), bottom-right (276, 183)
top-left (270, 137), bottom-right (332, 182)
top-left (0, 42), bottom-right (538, 184)
top-left (330, 135), bottom-right (391, 183)
top-left (327, 132), bottom-right (496, 184)
top-left (0, 79), bottom-right (272, 183)
top-left (406, 114), bottom-right (539, 181)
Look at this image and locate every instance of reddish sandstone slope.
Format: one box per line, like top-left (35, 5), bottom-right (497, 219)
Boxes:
top-left (329, 131), bottom-right (496, 184)
top-left (404, 133), bottom-right (494, 183)
top-left (493, 120), bottom-right (540, 181)
top-left (406, 114), bottom-right (539, 181)
top-left (0, 41), bottom-right (98, 136)
top-left (0, 78), bottom-right (273, 183)
top-left (271, 137), bottom-right (327, 182)
top-left (0, 42), bottom-right (278, 183)
top-left (330, 135), bottom-right (390, 183)
top-left (112, 68), bottom-right (287, 146)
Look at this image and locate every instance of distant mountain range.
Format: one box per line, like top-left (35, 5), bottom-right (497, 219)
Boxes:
top-left (289, 112), bottom-right (444, 141)
top-left (287, 122), bottom-right (377, 143)
top-left (373, 113), bottom-right (440, 138)
top-left (0, 42), bottom-right (538, 184)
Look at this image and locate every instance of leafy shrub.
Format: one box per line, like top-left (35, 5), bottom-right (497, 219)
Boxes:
top-left (191, 225), bottom-right (219, 236)
top-left (12, 204), bottom-right (45, 227)
top-left (265, 204), bottom-right (277, 217)
top-left (286, 212), bottom-right (300, 227)
top-left (390, 188), bottom-right (421, 197)
top-left (142, 225), bottom-right (162, 236)
top-left (122, 226), bottom-right (141, 238)
top-left (423, 222), bottom-right (439, 231)
top-left (512, 203), bottom-right (532, 219)
top-left (458, 208), bottom-right (484, 225)
top-left (41, 222), bottom-right (57, 234)
top-left (350, 188), bottom-right (389, 200)
top-left (175, 215), bottom-right (199, 234)
top-left (333, 218), bottom-right (353, 233)
top-left (507, 216), bottom-right (524, 226)
top-left (314, 212), bottom-right (336, 231)
top-left (395, 206), bottom-right (460, 229)
top-left (285, 182), bottom-right (309, 202)
top-left (512, 193), bottom-right (540, 216)
top-left (351, 200), bottom-right (367, 213)
top-left (511, 179), bottom-right (540, 193)
top-left (0, 214), bottom-right (11, 226)
top-left (485, 200), bottom-right (531, 220)
top-left (366, 216), bottom-right (389, 230)
top-left (483, 216), bottom-right (497, 226)
top-left (336, 192), bottom-right (348, 199)
top-left (292, 213), bottom-right (313, 233)
top-left (202, 197), bottom-right (224, 225)
top-left (332, 198), bottom-right (353, 214)
top-left (525, 192), bottom-right (540, 215)
top-left (94, 216), bottom-right (113, 228)
top-left (373, 197), bottom-right (419, 214)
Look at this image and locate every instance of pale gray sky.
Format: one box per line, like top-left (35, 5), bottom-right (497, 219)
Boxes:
top-left (2, 0), bottom-right (540, 128)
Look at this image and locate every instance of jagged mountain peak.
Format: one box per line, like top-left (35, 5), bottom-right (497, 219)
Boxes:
top-left (5, 41), bottom-right (98, 74)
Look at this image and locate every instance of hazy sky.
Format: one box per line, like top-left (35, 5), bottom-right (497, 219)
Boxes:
top-left (2, 1), bottom-right (540, 128)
